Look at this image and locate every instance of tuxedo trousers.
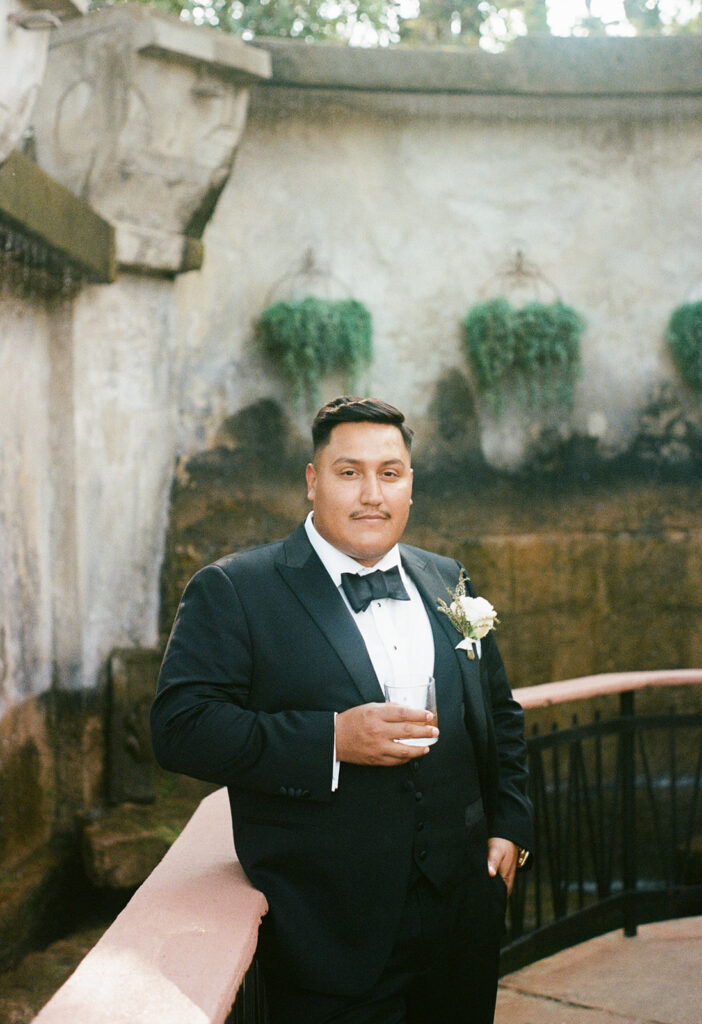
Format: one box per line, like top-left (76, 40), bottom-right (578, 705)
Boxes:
top-left (261, 863), bottom-right (506, 1024)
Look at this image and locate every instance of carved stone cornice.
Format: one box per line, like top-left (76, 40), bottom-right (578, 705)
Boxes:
top-left (0, 0), bottom-right (85, 163)
top-left (31, 6), bottom-right (271, 275)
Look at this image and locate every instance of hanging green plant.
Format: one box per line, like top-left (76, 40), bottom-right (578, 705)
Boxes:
top-left (256, 297), bottom-right (373, 404)
top-left (666, 302), bottom-right (702, 391)
top-left (462, 298), bottom-right (584, 414)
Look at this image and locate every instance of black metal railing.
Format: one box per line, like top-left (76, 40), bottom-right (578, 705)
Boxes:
top-left (501, 689), bottom-right (702, 973)
top-left (226, 960), bottom-right (269, 1024)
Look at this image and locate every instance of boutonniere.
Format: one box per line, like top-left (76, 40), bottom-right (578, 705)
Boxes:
top-left (437, 569), bottom-right (499, 660)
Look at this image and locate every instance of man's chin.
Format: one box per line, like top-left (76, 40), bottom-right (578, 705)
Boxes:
top-left (348, 539), bottom-right (394, 566)
top-left (346, 519), bottom-right (407, 563)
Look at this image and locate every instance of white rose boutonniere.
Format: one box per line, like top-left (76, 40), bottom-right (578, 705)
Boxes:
top-left (437, 569), bottom-right (499, 660)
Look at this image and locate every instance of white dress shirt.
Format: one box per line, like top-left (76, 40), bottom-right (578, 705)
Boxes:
top-left (304, 513), bottom-right (435, 789)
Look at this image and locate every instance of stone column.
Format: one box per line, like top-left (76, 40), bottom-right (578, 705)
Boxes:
top-left (26, 7), bottom-right (271, 699)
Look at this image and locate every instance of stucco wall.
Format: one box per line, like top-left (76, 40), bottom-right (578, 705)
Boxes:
top-left (177, 36), bottom-right (702, 469)
top-left (0, 291), bottom-right (54, 713)
top-left (70, 276), bottom-right (178, 687)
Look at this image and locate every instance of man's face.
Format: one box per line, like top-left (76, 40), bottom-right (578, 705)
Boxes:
top-left (306, 421), bottom-right (413, 567)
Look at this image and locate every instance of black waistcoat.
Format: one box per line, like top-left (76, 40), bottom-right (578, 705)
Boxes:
top-left (400, 608), bottom-right (484, 891)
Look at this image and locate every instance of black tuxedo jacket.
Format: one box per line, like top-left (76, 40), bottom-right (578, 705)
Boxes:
top-left (151, 524), bottom-right (533, 994)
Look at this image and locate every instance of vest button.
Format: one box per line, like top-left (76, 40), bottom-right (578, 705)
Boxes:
top-left (411, 761), bottom-right (420, 773)
top-left (418, 850), bottom-right (428, 860)
top-left (414, 791), bottom-right (423, 802)
top-left (416, 821), bottom-right (425, 832)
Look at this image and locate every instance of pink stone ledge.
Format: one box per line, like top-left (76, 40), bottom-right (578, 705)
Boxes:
top-left (514, 668), bottom-right (702, 710)
top-left (33, 788), bottom-right (268, 1024)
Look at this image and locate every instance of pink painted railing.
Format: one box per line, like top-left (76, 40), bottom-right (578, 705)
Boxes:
top-left (31, 670), bottom-right (701, 1022)
top-left (32, 789), bottom-right (267, 1024)
top-left (516, 668), bottom-right (702, 709)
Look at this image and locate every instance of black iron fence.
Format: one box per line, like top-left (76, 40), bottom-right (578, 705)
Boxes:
top-left (501, 688), bottom-right (702, 973)
top-left (227, 960), bottom-right (269, 1024)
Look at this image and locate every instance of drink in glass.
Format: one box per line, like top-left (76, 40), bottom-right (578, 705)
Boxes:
top-left (382, 675), bottom-right (437, 746)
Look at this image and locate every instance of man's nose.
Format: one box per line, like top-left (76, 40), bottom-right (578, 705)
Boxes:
top-left (360, 473), bottom-right (382, 504)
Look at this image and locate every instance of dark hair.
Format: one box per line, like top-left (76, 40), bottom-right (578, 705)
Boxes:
top-left (311, 396), bottom-right (414, 456)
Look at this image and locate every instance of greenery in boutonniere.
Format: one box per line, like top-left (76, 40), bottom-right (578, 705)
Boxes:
top-left (437, 569), bottom-right (499, 660)
top-left (256, 297), bottom-right (373, 405)
top-left (462, 297), bottom-right (585, 414)
top-left (666, 302), bottom-right (702, 391)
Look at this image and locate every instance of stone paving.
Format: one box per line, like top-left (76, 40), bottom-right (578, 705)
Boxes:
top-left (495, 916), bottom-right (702, 1024)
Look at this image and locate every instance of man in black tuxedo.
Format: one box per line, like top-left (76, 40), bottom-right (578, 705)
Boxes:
top-left (151, 396), bottom-right (533, 1024)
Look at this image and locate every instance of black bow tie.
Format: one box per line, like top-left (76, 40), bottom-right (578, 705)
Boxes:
top-left (340, 566), bottom-right (410, 614)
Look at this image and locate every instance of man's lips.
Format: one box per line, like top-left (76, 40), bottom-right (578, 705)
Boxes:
top-left (351, 512), bottom-right (390, 521)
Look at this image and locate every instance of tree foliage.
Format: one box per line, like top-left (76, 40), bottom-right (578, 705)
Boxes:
top-left (106, 0), bottom-right (702, 46)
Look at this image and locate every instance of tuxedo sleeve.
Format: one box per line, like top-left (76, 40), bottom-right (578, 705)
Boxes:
top-left (465, 572), bottom-right (534, 855)
top-left (481, 630), bottom-right (534, 854)
top-left (151, 565), bottom-right (336, 803)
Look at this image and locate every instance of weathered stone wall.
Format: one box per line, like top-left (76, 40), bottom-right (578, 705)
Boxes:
top-left (0, 291), bottom-right (54, 714)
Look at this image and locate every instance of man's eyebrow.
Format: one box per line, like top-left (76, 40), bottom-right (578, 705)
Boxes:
top-left (330, 456), bottom-right (406, 467)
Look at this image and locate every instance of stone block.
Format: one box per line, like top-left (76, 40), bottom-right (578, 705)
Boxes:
top-left (684, 535), bottom-right (702, 611)
top-left (81, 797), bottom-right (198, 889)
top-left (108, 648), bottom-right (162, 805)
top-left (501, 607), bottom-right (601, 687)
top-left (453, 538), bottom-right (514, 614)
top-left (604, 531), bottom-right (691, 613)
top-left (0, 698), bottom-right (54, 868)
top-left (0, 847), bottom-right (70, 972)
top-left (687, 620), bottom-right (702, 669)
top-left (81, 818), bottom-right (169, 890)
top-left (114, 222), bottom-right (202, 275)
top-left (508, 533), bottom-right (604, 615)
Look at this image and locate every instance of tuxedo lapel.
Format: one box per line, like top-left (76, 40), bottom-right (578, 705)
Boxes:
top-left (275, 526), bottom-right (384, 704)
top-left (400, 546), bottom-right (488, 747)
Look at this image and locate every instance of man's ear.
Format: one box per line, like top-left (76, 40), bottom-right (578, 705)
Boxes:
top-left (305, 462), bottom-right (316, 501)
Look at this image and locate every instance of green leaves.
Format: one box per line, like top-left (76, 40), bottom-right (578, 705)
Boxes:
top-left (462, 298), bottom-right (584, 414)
top-left (667, 303), bottom-right (702, 392)
top-left (256, 297), bottom-right (373, 403)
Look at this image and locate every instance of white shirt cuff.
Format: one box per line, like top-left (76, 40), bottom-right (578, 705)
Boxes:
top-left (332, 711), bottom-right (340, 791)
